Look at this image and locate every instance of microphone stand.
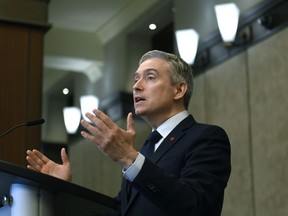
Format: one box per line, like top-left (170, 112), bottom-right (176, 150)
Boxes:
top-left (0, 123), bottom-right (26, 139)
top-left (0, 119), bottom-right (45, 139)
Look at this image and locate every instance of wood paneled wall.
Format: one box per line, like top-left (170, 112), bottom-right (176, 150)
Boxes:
top-left (0, 22), bottom-right (46, 166)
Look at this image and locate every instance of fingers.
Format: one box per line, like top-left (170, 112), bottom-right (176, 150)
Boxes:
top-left (33, 149), bottom-right (50, 163)
top-left (84, 109), bottom-right (115, 130)
top-left (92, 109), bottom-right (115, 129)
top-left (80, 118), bottom-right (102, 144)
top-left (26, 149), bottom-right (50, 171)
top-left (81, 115), bottom-right (101, 135)
top-left (27, 164), bottom-right (37, 171)
top-left (80, 129), bottom-right (95, 143)
top-left (81, 109), bottom-right (115, 141)
top-left (26, 150), bottom-right (42, 171)
top-left (127, 112), bottom-right (135, 134)
top-left (60, 148), bottom-right (70, 165)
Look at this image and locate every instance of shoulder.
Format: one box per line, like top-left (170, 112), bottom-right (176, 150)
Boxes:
top-left (182, 115), bottom-right (228, 134)
top-left (178, 115), bottom-right (230, 146)
top-left (193, 121), bottom-right (228, 135)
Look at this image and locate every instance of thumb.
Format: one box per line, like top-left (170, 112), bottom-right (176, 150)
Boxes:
top-left (61, 148), bottom-right (70, 165)
top-left (127, 112), bottom-right (135, 134)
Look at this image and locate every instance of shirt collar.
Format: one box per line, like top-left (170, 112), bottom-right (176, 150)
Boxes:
top-left (155, 110), bottom-right (189, 139)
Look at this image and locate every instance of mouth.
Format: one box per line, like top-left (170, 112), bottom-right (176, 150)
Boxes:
top-left (134, 96), bottom-right (145, 104)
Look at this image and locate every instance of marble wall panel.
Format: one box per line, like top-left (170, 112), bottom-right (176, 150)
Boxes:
top-left (204, 53), bottom-right (254, 216)
top-left (248, 27), bottom-right (288, 216)
top-left (189, 73), bottom-right (206, 123)
top-left (70, 138), bottom-right (122, 197)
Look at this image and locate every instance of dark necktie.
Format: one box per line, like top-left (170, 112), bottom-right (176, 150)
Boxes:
top-left (140, 130), bottom-right (162, 158)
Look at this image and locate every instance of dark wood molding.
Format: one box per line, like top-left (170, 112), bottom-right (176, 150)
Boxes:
top-left (0, 17), bottom-right (47, 166)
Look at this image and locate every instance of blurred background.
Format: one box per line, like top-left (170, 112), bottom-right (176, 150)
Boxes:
top-left (0, 0), bottom-right (288, 215)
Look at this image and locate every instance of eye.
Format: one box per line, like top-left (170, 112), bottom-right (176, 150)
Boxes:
top-left (133, 75), bottom-right (139, 83)
top-left (146, 74), bottom-right (156, 81)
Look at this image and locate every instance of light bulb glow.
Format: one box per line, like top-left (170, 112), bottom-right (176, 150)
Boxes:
top-left (149, 23), bottom-right (157, 30)
top-left (62, 88), bottom-right (69, 95)
top-left (214, 3), bottom-right (240, 42)
top-left (175, 29), bottom-right (199, 65)
top-left (63, 107), bottom-right (81, 134)
top-left (80, 95), bottom-right (99, 123)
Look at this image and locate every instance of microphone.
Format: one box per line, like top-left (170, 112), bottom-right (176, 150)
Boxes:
top-left (25, 119), bottom-right (45, 126)
top-left (0, 118), bottom-right (45, 139)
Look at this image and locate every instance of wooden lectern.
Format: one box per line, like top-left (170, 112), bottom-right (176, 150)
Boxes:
top-left (0, 160), bottom-right (117, 216)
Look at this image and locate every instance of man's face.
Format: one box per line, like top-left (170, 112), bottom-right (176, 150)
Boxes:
top-left (133, 58), bottom-right (178, 123)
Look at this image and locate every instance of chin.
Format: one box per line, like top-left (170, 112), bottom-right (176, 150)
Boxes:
top-left (134, 109), bottom-right (142, 116)
top-left (134, 108), bottom-right (146, 117)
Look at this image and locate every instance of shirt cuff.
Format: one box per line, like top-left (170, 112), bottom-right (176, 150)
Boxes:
top-left (122, 153), bottom-right (145, 182)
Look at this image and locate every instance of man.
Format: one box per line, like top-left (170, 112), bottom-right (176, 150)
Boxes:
top-left (27, 50), bottom-right (231, 216)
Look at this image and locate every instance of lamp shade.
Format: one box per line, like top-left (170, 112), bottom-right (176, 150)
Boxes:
top-left (63, 107), bottom-right (81, 134)
top-left (80, 95), bottom-right (99, 123)
top-left (175, 29), bottom-right (199, 65)
top-left (214, 3), bottom-right (240, 43)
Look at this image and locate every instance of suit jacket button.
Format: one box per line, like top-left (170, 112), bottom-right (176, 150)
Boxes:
top-left (145, 181), bottom-right (158, 192)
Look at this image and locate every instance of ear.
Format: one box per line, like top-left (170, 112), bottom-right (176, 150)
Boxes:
top-left (174, 82), bottom-right (187, 100)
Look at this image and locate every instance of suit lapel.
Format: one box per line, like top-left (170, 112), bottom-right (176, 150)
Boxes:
top-left (151, 115), bottom-right (195, 163)
top-left (124, 115), bottom-right (196, 214)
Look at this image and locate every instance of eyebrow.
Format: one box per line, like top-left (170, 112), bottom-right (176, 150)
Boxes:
top-left (133, 68), bottom-right (157, 78)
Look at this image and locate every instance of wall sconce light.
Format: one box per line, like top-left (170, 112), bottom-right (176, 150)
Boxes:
top-left (214, 3), bottom-right (240, 45)
top-left (63, 107), bottom-right (81, 134)
top-left (80, 95), bottom-right (99, 123)
top-left (175, 28), bottom-right (199, 65)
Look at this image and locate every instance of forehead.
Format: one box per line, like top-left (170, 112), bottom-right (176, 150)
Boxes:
top-left (135, 58), bottom-right (170, 74)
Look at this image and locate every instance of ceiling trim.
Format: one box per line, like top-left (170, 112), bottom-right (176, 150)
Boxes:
top-left (95, 0), bottom-right (160, 44)
top-left (44, 55), bottom-right (103, 83)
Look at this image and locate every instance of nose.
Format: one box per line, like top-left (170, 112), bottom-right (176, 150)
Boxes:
top-left (133, 78), bottom-right (143, 91)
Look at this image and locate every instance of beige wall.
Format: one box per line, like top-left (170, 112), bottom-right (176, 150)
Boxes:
top-left (189, 26), bottom-right (288, 216)
top-left (248, 28), bottom-right (288, 216)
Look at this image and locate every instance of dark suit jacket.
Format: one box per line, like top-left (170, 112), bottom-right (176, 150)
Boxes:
top-left (109, 115), bottom-right (231, 216)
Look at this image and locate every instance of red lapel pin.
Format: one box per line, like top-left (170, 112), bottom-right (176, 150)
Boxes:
top-left (170, 136), bottom-right (175, 141)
